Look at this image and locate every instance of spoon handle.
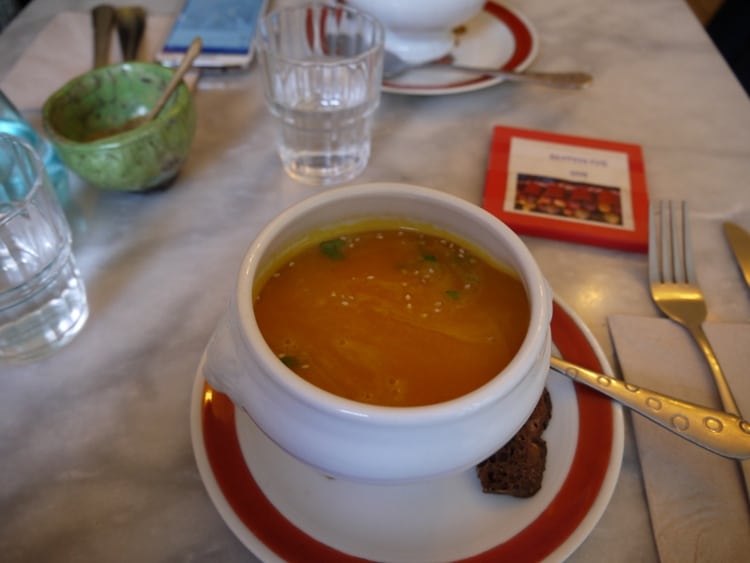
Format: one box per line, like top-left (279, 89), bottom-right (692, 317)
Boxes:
top-left (91, 4), bottom-right (116, 69)
top-left (435, 63), bottom-right (593, 89)
top-left (145, 37), bottom-right (202, 122)
top-left (116, 6), bottom-right (147, 62)
top-left (550, 356), bottom-right (750, 459)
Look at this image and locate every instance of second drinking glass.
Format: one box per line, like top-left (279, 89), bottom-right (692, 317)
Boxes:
top-left (256, 3), bottom-right (384, 186)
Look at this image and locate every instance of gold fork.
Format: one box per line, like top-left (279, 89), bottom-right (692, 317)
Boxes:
top-left (649, 200), bottom-right (750, 503)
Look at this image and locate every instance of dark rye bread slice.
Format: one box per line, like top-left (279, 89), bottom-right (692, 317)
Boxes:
top-left (476, 388), bottom-right (552, 497)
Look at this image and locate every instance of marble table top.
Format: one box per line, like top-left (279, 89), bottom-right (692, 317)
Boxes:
top-left (1, 0), bottom-right (749, 561)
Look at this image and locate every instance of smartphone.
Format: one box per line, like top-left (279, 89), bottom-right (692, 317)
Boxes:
top-left (156, 0), bottom-right (268, 69)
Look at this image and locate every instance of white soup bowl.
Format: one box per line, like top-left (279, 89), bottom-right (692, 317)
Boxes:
top-left (347, 0), bottom-right (485, 63)
top-left (202, 182), bottom-right (552, 484)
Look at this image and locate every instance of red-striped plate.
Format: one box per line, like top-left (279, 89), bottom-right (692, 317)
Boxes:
top-left (191, 298), bottom-right (623, 562)
top-left (382, 1), bottom-right (538, 96)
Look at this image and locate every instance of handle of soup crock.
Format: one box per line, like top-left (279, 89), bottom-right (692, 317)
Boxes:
top-left (202, 304), bottom-right (254, 403)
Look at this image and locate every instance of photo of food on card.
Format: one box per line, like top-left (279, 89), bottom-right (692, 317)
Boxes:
top-left (514, 174), bottom-right (623, 226)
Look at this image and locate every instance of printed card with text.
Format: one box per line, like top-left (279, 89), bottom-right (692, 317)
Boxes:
top-left (483, 126), bottom-right (649, 252)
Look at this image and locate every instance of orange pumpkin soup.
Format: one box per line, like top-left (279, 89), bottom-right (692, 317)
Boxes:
top-left (253, 227), bottom-right (529, 407)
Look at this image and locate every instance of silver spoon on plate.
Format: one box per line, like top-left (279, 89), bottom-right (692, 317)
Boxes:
top-left (382, 49), bottom-right (593, 90)
top-left (551, 355), bottom-right (750, 460)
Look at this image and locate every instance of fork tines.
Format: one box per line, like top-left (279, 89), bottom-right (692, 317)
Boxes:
top-left (648, 200), bottom-right (697, 286)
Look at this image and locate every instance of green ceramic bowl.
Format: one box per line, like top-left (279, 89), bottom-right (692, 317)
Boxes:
top-left (42, 62), bottom-right (196, 192)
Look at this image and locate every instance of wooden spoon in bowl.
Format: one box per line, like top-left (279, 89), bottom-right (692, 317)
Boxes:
top-left (87, 37), bottom-right (202, 141)
top-left (142, 37), bottom-right (202, 123)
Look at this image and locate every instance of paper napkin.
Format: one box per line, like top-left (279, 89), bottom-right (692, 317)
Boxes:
top-left (1, 12), bottom-right (174, 112)
top-left (608, 315), bottom-right (750, 562)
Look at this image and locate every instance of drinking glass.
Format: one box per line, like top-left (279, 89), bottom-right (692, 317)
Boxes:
top-left (0, 134), bottom-right (88, 363)
top-left (256, 3), bottom-right (385, 186)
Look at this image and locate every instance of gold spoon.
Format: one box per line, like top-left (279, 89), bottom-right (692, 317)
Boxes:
top-left (142, 37), bottom-right (202, 123)
top-left (86, 37), bottom-right (202, 141)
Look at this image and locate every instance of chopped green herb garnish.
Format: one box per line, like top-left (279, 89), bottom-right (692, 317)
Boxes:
top-left (422, 254), bottom-right (438, 262)
top-left (465, 274), bottom-right (480, 284)
top-left (445, 290), bottom-right (460, 300)
top-left (320, 239), bottom-right (346, 260)
top-left (280, 355), bottom-right (299, 368)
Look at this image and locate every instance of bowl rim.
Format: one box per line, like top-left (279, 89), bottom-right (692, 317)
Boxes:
top-left (41, 61), bottom-right (192, 147)
top-left (234, 182), bottom-right (553, 423)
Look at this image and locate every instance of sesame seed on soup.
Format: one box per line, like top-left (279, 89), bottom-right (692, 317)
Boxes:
top-left (253, 228), bottom-right (530, 407)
